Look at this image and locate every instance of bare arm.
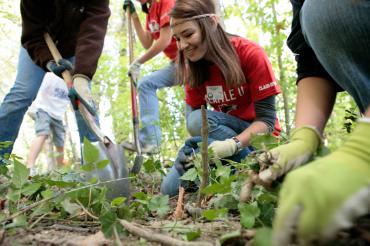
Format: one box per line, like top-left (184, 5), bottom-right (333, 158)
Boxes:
top-left (131, 13), bottom-right (153, 49)
top-left (235, 121), bottom-right (270, 147)
top-left (135, 25), bottom-right (172, 64)
top-left (295, 77), bottom-right (336, 134)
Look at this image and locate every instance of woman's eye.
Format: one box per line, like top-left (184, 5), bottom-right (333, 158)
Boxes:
top-left (184, 33), bottom-right (193, 38)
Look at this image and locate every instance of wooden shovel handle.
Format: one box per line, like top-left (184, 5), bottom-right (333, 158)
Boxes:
top-left (43, 33), bottom-right (73, 88)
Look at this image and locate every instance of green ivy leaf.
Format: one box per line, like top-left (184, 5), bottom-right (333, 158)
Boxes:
top-left (143, 159), bottom-right (156, 173)
top-left (96, 160), bottom-right (110, 170)
top-left (250, 133), bottom-right (279, 150)
top-left (202, 182), bottom-right (231, 195)
top-left (41, 189), bottom-right (54, 199)
top-left (45, 179), bottom-right (78, 188)
top-left (183, 229), bottom-right (201, 241)
top-left (61, 199), bottom-right (81, 215)
top-left (111, 197), bottom-right (127, 207)
top-left (215, 165), bottom-right (231, 179)
top-left (180, 168), bottom-right (198, 181)
top-left (31, 202), bottom-right (53, 217)
top-left (83, 138), bottom-right (99, 164)
top-left (239, 203), bottom-right (260, 229)
top-left (22, 183), bottom-right (42, 196)
top-left (202, 208), bottom-right (228, 221)
top-left (81, 163), bottom-right (95, 172)
top-left (12, 160), bottom-right (29, 188)
top-left (148, 195), bottom-right (169, 217)
top-left (6, 188), bottom-right (22, 202)
top-left (4, 215), bottom-right (27, 229)
top-left (100, 211), bottom-right (117, 238)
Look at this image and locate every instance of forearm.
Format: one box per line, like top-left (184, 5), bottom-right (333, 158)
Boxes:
top-left (236, 121), bottom-right (270, 147)
top-left (136, 26), bottom-right (172, 64)
top-left (131, 13), bottom-right (153, 49)
top-left (295, 77), bottom-right (336, 134)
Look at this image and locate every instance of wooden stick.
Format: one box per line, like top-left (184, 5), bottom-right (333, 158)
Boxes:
top-left (173, 186), bottom-right (185, 219)
top-left (119, 219), bottom-right (212, 246)
top-left (197, 106), bottom-right (209, 207)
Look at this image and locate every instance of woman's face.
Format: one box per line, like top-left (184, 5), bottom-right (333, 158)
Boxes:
top-left (171, 18), bottom-right (207, 62)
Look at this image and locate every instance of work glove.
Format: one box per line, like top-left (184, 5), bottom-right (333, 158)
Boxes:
top-left (68, 74), bottom-right (96, 116)
top-left (123, 0), bottom-right (136, 14)
top-left (128, 60), bottom-right (141, 83)
top-left (46, 59), bottom-right (73, 78)
top-left (273, 120), bottom-right (370, 246)
top-left (258, 126), bottom-right (321, 184)
top-left (208, 138), bottom-right (238, 159)
top-left (174, 136), bottom-right (203, 175)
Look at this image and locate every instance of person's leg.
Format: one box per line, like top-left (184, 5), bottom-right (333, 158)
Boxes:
top-left (27, 110), bottom-right (52, 168)
top-left (301, 0), bottom-right (370, 113)
top-left (186, 109), bottom-right (254, 161)
top-left (27, 135), bottom-right (48, 168)
top-left (50, 117), bottom-right (66, 166)
top-left (187, 109), bottom-right (251, 140)
top-left (137, 63), bottom-right (176, 147)
top-left (0, 47), bottom-right (45, 160)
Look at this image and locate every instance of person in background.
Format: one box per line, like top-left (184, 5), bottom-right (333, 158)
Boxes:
top-left (27, 73), bottom-right (70, 175)
top-left (122, 0), bottom-right (178, 154)
top-left (253, 0), bottom-right (370, 244)
top-left (160, 0), bottom-right (281, 197)
top-left (0, 0), bottom-right (110, 164)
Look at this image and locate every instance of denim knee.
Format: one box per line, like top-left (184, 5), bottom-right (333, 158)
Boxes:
top-left (186, 109), bottom-right (202, 136)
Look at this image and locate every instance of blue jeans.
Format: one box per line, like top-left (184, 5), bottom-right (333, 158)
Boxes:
top-left (137, 62), bottom-right (176, 146)
top-left (301, 0), bottom-right (370, 113)
top-left (0, 47), bottom-right (98, 160)
top-left (161, 109), bottom-right (254, 197)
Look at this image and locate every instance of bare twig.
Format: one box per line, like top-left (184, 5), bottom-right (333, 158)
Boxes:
top-left (173, 186), bottom-right (185, 220)
top-left (50, 224), bottom-right (92, 232)
top-left (119, 219), bottom-right (212, 246)
top-left (197, 106), bottom-right (209, 207)
top-left (28, 213), bottom-right (49, 229)
top-left (76, 200), bottom-right (99, 220)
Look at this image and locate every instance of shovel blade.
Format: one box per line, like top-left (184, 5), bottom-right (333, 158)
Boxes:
top-left (82, 142), bottom-right (130, 200)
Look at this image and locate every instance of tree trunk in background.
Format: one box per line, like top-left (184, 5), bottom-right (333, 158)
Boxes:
top-left (271, 0), bottom-right (291, 135)
top-left (213, 0), bottom-right (225, 28)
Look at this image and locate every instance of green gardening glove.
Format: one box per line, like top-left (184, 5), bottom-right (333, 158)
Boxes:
top-left (273, 121), bottom-right (370, 245)
top-left (258, 126), bottom-right (321, 184)
top-left (123, 0), bottom-right (136, 14)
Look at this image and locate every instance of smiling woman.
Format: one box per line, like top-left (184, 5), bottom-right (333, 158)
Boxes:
top-left (160, 0), bottom-right (282, 197)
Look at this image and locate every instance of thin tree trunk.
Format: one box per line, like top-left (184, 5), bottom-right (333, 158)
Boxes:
top-left (271, 1), bottom-right (291, 135)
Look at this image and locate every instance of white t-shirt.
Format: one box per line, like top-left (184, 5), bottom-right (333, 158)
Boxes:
top-left (31, 73), bottom-right (70, 120)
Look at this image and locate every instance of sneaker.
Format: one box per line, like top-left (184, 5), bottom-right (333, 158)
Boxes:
top-left (29, 167), bottom-right (38, 176)
top-left (121, 141), bottom-right (160, 155)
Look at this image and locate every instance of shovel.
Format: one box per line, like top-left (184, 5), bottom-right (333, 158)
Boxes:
top-left (126, 11), bottom-right (144, 174)
top-left (44, 33), bottom-right (130, 200)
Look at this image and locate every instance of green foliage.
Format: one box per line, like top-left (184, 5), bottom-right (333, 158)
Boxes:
top-left (239, 202), bottom-right (260, 229)
top-left (202, 208), bottom-right (228, 221)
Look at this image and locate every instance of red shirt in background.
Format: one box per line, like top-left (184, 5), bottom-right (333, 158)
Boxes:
top-left (146, 0), bottom-right (178, 61)
top-left (185, 36), bottom-right (281, 133)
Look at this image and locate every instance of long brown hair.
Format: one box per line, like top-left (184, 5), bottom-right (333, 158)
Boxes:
top-left (169, 0), bottom-right (246, 88)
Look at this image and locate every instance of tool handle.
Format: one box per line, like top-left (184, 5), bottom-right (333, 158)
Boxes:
top-left (44, 33), bottom-right (73, 88)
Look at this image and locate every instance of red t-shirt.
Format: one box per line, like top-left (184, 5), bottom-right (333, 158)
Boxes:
top-left (185, 36), bottom-right (281, 132)
top-left (146, 0), bottom-right (178, 60)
